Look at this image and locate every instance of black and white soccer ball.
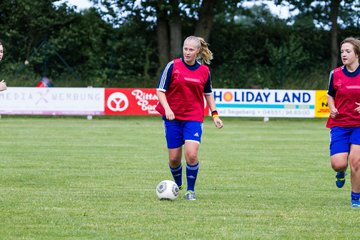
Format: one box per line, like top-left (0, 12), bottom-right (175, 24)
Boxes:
top-left (156, 180), bottom-right (179, 200)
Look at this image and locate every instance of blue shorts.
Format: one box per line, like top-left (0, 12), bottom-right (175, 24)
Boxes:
top-left (330, 126), bottom-right (360, 156)
top-left (163, 119), bottom-right (203, 149)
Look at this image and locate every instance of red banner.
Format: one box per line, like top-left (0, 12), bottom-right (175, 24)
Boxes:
top-left (105, 88), bottom-right (210, 116)
top-left (105, 88), bottom-right (160, 115)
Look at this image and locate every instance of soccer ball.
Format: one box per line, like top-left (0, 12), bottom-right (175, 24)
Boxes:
top-left (156, 180), bottom-right (179, 200)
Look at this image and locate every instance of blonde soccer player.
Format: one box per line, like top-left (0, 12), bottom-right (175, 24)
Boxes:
top-left (156, 36), bottom-right (223, 201)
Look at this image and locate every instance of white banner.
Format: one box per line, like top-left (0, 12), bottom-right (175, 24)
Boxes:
top-left (213, 89), bottom-right (315, 118)
top-left (0, 87), bottom-right (319, 118)
top-left (0, 87), bottom-right (104, 115)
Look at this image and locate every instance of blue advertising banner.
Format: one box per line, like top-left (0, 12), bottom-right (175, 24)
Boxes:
top-left (213, 89), bottom-right (315, 118)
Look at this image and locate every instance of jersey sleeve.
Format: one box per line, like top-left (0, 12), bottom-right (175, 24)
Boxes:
top-left (156, 61), bottom-right (174, 92)
top-left (204, 71), bottom-right (212, 95)
top-left (327, 70), bottom-right (336, 98)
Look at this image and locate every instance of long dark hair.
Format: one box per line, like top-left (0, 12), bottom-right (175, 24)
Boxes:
top-left (0, 39), bottom-right (4, 61)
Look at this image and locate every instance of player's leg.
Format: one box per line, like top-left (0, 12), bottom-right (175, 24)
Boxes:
top-left (349, 145), bottom-right (360, 207)
top-left (184, 141), bottom-right (199, 200)
top-left (168, 147), bottom-right (183, 189)
top-left (331, 153), bottom-right (348, 188)
top-left (349, 128), bottom-right (360, 208)
top-left (330, 127), bottom-right (350, 188)
top-left (183, 121), bottom-right (202, 200)
top-left (164, 119), bottom-right (184, 188)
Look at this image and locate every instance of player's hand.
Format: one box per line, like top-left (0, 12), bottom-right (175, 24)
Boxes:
top-left (0, 80), bottom-right (7, 91)
top-left (165, 109), bottom-right (175, 120)
top-left (330, 107), bottom-right (338, 118)
top-left (213, 117), bottom-right (223, 129)
top-left (355, 102), bottom-right (360, 114)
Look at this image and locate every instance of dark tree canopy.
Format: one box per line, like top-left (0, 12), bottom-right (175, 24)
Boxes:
top-left (0, 0), bottom-right (359, 89)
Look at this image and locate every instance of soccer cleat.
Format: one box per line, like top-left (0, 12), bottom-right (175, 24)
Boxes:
top-left (335, 171), bottom-right (346, 188)
top-left (185, 190), bottom-right (196, 201)
top-left (351, 200), bottom-right (360, 208)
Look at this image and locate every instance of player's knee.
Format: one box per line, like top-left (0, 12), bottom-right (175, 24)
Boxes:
top-left (350, 156), bottom-right (360, 172)
top-left (186, 152), bottom-right (198, 164)
top-left (169, 157), bottom-right (181, 166)
top-left (330, 153), bottom-right (348, 171)
top-left (331, 160), bottom-right (347, 171)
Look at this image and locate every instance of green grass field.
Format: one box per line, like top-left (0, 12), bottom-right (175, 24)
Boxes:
top-left (0, 116), bottom-right (357, 239)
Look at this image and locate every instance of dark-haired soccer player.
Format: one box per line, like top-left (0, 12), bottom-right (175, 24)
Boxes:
top-left (327, 37), bottom-right (360, 208)
top-left (0, 40), bottom-right (7, 91)
top-left (156, 36), bottom-right (223, 201)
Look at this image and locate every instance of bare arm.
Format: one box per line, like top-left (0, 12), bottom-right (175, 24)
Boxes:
top-left (0, 80), bottom-right (7, 91)
top-left (156, 90), bottom-right (175, 120)
top-left (205, 94), bottom-right (223, 129)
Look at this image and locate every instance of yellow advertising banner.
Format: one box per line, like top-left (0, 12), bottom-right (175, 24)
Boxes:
top-left (315, 90), bottom-right (329, 118)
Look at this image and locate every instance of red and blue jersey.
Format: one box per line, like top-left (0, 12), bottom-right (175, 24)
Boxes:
top-left (327, 65), bottom-right (360, 128)
top-left (156, 58), bottom-right (212, 122)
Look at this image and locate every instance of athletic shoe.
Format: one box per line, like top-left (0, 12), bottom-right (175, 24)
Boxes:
top-left (178, 185), bottom-right (184, 190)
top-left (185, 190), bottom-right (196, 201)
top-left (351, 200), bottom-right (360, 208)
top-left (335, 171), bottom-right (346, 188)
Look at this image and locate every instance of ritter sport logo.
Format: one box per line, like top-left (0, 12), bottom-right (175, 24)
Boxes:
top-left (107, 92), bottom-right (129, 112)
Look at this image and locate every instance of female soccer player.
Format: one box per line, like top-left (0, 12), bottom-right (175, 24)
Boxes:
top-left (0, 40), bottom-right (7, 91)
top-left (156, 36), bottom-right (223, 201)
top-left (327, 37), bottom-right (360, 208)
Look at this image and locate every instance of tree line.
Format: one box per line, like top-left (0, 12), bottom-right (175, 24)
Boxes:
top-left (0, 0), bottom-right (359, 89)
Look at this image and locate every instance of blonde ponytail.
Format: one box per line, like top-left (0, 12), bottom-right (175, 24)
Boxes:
top-left (198, 37), bottom-right (213, 65)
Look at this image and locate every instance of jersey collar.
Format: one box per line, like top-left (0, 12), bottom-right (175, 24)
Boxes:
top-left (342, 64), bottom-right (360, 77)
top-left (181, 57), bottom-right (201, 71)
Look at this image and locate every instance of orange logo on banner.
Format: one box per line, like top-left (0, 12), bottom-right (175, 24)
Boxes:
top-left (315, 90), bottom-right (329, 118)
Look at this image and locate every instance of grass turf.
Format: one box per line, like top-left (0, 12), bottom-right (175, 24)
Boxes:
top-left (0, 116), bottom-right (357, 239)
